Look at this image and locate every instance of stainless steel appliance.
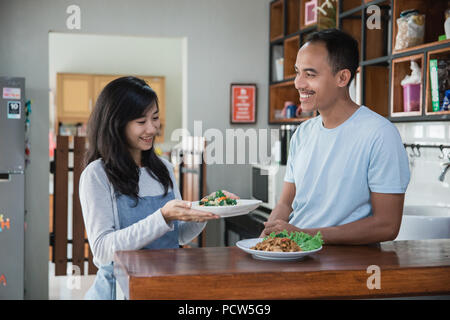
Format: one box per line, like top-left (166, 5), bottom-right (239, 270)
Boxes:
top-left (251, 164), bottom-right (286, 210)
top-left (0, 77), bottom-right (26, 299)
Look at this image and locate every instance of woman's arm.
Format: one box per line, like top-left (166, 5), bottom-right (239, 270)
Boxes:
top-left (80, 164), bottom-right (173, 266)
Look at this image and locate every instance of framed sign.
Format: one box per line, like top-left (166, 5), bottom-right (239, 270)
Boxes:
top-left (304, 0), bottom-right (318, 26)
top-left (230, 83), bottom-right (257, 124)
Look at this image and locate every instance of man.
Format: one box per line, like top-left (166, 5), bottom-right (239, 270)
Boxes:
top-left (261, 29), bottom-right (410, 244)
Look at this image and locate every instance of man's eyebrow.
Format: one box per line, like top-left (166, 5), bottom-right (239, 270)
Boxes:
top-left (303, 68), bottom-right (318, 73)
top-left (294, 65), bottom-right (318, 73)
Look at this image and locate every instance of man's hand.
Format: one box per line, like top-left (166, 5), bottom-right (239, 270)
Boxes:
top-left (259, 182), bottom-right (296, 237)
top-left (260, 219), bottom-right (300, 237)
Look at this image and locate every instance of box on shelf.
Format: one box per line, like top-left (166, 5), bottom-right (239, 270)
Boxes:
top-left (429, 59), bottom-right (441, 112)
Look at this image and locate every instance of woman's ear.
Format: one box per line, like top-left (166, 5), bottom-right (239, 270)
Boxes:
top-left (336, 69), bottom-right (352, 87)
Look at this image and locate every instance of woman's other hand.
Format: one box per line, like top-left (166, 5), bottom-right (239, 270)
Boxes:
top-left (161, 200), bottom-right (219, 223)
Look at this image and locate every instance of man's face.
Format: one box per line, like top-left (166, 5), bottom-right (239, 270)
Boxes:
top-left (294, 42), bottom-right (341, 113)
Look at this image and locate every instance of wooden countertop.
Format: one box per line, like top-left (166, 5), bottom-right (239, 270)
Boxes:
top-left (114, 239), bottom-right (450, 300)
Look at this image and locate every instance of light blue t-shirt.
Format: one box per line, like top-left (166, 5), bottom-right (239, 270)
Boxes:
top-left (285, 106), bottom-right (410, 229)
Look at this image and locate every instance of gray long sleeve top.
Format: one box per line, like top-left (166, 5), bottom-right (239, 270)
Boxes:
top-left (79, 158), bottom-right (205, 267)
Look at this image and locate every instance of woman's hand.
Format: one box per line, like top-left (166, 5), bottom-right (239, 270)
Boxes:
top-left (161, 200), bottom-right (219, 223)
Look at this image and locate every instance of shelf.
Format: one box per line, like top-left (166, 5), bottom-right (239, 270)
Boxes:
top-left (364, 64), bottom-right (390, 117)
top-left (393, 39), bottom-right (450, 56)
top-left (271, 43), bottom-right (284, 82)
top-left (365, 0), bottom-right (390, 61)
top-left (341, 0), bottom-right (362, 13)
top-left (425, 47), bottom-right (450, 116)
top-left (340, 10), bottom-right (362, 60)
top-left (269, 81), bottom-right (297, 122)
top-left (269, 80), bottom-right (317, 123)
top-left (390, 54), bottom-right (424, 117)
top-left (392, 0), bottom-right (449, 54)
top-left (270, 0), bottom-right (284, 41)
top-left (284, 36), bottom-right (300, 78)
top-left (286, 0), bottom-right (301, 35)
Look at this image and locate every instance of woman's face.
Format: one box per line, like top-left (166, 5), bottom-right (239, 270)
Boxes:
top-left (125, 103), bottom-right (160, 161)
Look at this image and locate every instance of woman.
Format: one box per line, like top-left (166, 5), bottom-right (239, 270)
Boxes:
top-left (80, 76), bottom-right (220, 299)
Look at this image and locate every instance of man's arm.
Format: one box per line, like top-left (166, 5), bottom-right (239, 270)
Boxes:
top-left (262, 192), bottom-right (405, 244)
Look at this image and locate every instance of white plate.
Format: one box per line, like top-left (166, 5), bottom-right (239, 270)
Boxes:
top-left (236, 238), bottom-right (322, 261)
top-left (191, 199), bottom-right (262, 218)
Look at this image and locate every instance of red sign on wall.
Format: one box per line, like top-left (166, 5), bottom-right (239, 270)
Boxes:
top-left (230, 84), bottom-right (257, 124)
top-left (0, 274), bottom-right (6, 286)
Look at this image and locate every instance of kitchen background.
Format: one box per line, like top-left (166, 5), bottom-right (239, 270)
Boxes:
top-left (0, 0), bottom-right (449, 299)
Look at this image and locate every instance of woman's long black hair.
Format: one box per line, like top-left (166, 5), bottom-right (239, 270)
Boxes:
top-left (85, 76), bottom-right (173, 203)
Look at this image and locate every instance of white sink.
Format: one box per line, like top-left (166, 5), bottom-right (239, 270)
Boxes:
top-left (395, 205), bottom-right (450, 240)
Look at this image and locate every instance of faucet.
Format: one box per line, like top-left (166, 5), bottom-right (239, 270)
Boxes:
top-left (439, 162), bottom-right (450, 182)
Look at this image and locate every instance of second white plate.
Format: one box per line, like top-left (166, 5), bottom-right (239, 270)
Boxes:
top-left (236, 238), bottom-right (322, 261)
top-left (191, 199), bottom-right (262, 218)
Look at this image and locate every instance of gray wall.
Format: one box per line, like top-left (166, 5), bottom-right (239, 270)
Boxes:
top-left (0, 0), bottom-right (271, 299)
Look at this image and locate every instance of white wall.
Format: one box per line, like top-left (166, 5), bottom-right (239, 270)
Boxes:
top-left (48, 32), bottom-right (184, 151)
top-left (395, 122), bottom-right (450, 207)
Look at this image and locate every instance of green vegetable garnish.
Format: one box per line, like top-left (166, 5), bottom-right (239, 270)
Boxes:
top-left (264, 230), bottom-right (324, 251)
top-left (199, 189), bottom-right (237, 207)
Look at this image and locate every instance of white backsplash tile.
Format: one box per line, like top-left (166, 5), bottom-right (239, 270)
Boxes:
top-left (394, 122), bottom-right (450, 208)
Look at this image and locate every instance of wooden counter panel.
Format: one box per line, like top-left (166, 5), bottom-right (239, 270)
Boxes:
top-left (115, 240), bottom-right (450, 300)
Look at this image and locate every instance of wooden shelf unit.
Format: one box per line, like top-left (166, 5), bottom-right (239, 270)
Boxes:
top-left (270, 0), bottom-right (284, 41)
top-left (392, 0), bottom-right (449, 54)
top-left (342, 0), bottom-right (363, 12)
top-left (425, 47), bottom-right (450, 116)
top-left (390, 54), bottom-right (424, 117)
top-left (268, 0), bottom-right (450, 124)
top-left (364, 62), bottom-right (390, 117)
top-left (284, 35), bottom-right (300, 79)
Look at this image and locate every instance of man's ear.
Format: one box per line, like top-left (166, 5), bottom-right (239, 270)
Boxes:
top-left (336, 69), bottom-right (352, 87)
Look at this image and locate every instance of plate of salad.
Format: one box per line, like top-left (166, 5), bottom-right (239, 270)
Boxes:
top-left (191, 190), bottom-right (262, 218)
top-left (236, 230), bottom-right (323, 261)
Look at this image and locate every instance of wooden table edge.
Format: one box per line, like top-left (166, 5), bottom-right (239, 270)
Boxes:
top-left (124, 266), bottom-right (450, 300)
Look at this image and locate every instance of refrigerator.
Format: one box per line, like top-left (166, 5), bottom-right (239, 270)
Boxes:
top-left (0, 77), bottom-right (26, 299)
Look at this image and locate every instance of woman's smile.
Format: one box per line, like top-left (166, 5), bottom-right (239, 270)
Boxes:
top-left (140, 136), bottom-right (153, 144)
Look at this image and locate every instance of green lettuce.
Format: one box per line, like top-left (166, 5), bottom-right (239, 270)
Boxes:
top-left (264, 230), bottom-right (324, 251)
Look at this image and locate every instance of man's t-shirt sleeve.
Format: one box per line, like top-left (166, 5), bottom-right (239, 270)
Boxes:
top-left (368, 123), bottom-right (410, 193)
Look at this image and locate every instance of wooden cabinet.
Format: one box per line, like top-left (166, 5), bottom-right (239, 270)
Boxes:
top-left (57, 73), bottom-right (94, 124)
top-left (56, 73), bottom-right (166, 142)
top-left (269, 0), bottom-right (450, 123)
top-left (92, 75), bottom-right (122, 103)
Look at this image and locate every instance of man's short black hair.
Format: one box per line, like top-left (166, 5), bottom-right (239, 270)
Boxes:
top-left (306, 28), bottom-right (359, 84)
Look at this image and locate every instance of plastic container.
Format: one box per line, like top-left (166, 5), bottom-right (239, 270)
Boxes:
top-left (442, 89), bottom-right (450, 111)
top-left (402, 83), bottom-right (421, 112)
top-left (275, 58), bottom-right (284, 81)
top-left (445, 9), bottom-right (450, 39)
